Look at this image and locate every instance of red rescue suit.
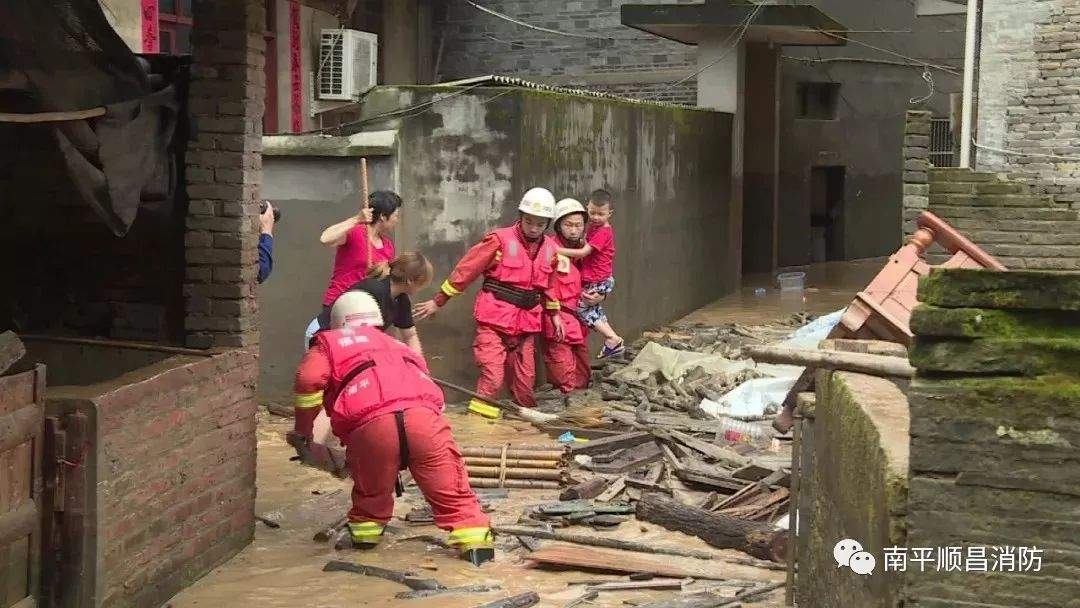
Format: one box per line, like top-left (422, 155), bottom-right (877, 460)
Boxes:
top-left (542, 252), bottom-right (590, 393)
top-left (434, 224), bottom-right (557, 408)
top-left (295, 326), bottom-right (489, 545)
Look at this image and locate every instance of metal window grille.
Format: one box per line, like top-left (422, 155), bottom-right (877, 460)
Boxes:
top-left (930, 117), bottom-right (956, 167)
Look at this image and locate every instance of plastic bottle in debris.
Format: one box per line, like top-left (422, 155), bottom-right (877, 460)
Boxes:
top-left (719, 417), bottom-right (767, 444)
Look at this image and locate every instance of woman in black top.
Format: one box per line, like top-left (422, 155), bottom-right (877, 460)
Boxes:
top-left (315, 252), bottom-right (434, 355)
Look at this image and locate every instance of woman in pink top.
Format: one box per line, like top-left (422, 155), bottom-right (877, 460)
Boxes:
top-left (314, 191), bottom-right (403, 332)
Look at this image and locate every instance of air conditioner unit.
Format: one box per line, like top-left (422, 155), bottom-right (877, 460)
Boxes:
top-left (318, 29), bottom-right (378, 101)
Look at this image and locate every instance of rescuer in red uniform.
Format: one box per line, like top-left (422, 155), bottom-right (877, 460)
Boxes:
top-left (542, 199), bottom-right (591, 393)
top-left (413, 188), bottom-right (562, 418)
top-left (293, 291), bottom-right (493, 564)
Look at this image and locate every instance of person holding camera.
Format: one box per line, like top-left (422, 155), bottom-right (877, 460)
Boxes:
top-left (258, 200), bottom-right (279, 284)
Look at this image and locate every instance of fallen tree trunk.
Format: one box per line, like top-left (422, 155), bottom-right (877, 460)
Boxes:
top-left (492, 525), bottom-right (718, 560)
top-left (635, 493), bottom-right (787, 562)
top-left (744, 345), bottom-right (915, 378)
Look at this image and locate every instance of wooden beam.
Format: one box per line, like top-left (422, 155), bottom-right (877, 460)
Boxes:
top-left (492, 525), bottom-right (718, 560)
top-left (636, 493), bottom-right (787, 562)
top-left (0, 107), bottom-right (106, 123)
top-left (525, 543), bottom-right (779, 582)
top-left (568, 431), bottom-right (653, 456)
top-left (744, 345), bottom-right (915, 378)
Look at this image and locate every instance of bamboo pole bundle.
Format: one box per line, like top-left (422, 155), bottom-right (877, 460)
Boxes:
top-left (461, 447), bottom-right (565, 460)
top-left (469, 478), bottom-right (560, 490)
top-left (464, 457), bottom-right (560, 469)
top-left (466, 466), bottom-right (564, 481)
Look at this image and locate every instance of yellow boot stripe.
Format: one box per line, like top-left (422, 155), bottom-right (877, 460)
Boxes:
top-left (294, 391), bottom-right (324, 409)
top-left (545, 300), bottom-right (561, 310)
top-left (348, 521), bottom-right (385, 542)
top-left (467, 399), bottom-right (502, 419)
top-left (441, 280), bottom-right (461, 297)
top-left (448, 527), bottom-right (493, 545)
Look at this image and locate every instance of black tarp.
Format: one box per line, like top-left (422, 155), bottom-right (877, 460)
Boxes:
top-left (0, 0), bottom-right (181, 236)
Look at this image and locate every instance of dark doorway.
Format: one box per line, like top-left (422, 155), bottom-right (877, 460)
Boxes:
top-left (810, 166), bottom-right (845, 262)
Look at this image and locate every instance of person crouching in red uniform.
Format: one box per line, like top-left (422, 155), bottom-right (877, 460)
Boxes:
top-left (542, 199), bottom-right (592, 393)
top-left (413, 187), bottom-right (562, 418)
top-left (294, 290), bottom-right (494, 564)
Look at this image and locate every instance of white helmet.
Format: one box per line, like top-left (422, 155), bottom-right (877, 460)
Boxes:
top-left (330, 290), bottom-right (384, 329)
top-left (554, 198), bottom-right (585, 222)
top-left (518, 187), bottom-right (556, 219)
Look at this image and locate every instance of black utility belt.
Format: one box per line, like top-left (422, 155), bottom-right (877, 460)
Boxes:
top-left (482, 279), bottom-right (542, 309)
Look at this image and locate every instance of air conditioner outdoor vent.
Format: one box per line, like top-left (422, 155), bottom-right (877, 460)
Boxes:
top-left (318, 28), bottom-right (377, 101)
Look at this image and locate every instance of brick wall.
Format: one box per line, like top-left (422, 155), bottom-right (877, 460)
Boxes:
top-left (92, 348), bottom-right (258, 607)
top-left (906, 269), bottom-right (1080, 607)
top-left (436, 0), bottom-right (698, 104)
top-left (976, 0), bottom-right (1080, 208)
top-left (184, 0), bottom-right (267, 348)
top-left (901, 111), bottom-right (1080, 270)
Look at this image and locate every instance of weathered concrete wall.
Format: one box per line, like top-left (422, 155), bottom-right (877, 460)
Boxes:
top-left (797, 370), bottom-right (909, 608)
top-left (436, 0), bottom-right (698, 105)
top-left (778, 0), bottom-right (964, 265)
top-left (906, 269), bottom-right (1080, 607)
top-left (259, 85), bottom-right (734, 401)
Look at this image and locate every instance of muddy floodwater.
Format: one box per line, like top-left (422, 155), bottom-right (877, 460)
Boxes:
top-left (168, 261), bottom-right (878, 607)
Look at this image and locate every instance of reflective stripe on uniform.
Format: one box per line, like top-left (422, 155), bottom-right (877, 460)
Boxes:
top-left (448, 527), bottom-right (493, 547)
top-left (544, 300), bottom-right (561, 310)
top-left (294, 391), bottom-right (323, 409)
top-left (348, 521), bottom-right (385, 543)
top-left (441, 280), bottom-right (461, 298)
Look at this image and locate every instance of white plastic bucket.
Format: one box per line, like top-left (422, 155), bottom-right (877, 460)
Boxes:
top-left (777, 271), bottom-right (806, 291)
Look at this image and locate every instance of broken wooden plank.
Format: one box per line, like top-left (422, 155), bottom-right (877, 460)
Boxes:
top-left (594, 477), bottom-right (626, 502)
top-left (560, 478), bottom-right (610, 501)
top-left (525, 543), bottom-right (779, 582)
top-left (537, 500), bottom-right (634, 516)
top-left (474, 591), bottom-right (540, 608)
top-left (568, 431), bottom-right (653, 456)
top-left (587, 578), bottom-right (688, 591)
top-left (666, 430), bottom-right (750, 468)
top-left (323, 561), bottom-right (443, 591)
top-left (395, 584), bottom-right (502, 600)
top-left (732, 464), bottom-right (774, 482)
top-left (585, 442), bottom-right (662, 474)
top-left (636, 493), bottom-right (787, 562)
top-left (636, 580), bottom-right (785, 608)
top-left (492, 525), bottom-right (718, 560)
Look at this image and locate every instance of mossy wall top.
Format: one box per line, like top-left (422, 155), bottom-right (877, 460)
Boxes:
top-left (351, 85), bottom-right (736, 384)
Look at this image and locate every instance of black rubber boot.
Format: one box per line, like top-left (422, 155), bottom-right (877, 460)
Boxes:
top-left (461, 547), bottom-right (495, 566)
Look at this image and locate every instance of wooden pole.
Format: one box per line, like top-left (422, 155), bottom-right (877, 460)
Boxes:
top-left (468, 478), bottom-right (559, 490)
top-left (636, 493), bottom-right (787, 562)
top-left (492, 525), bottom-right (719, 560)
top-left (467, 466), bottom-right (564, 481)
top-left (433, 377), bottom-right (559, 423)
top-left (359, 157), bottom-right (374, 272)
top-left (461, 447), bottom-right (565, 460)
top-left (465, 457), bottom-right (560, 469)
top-left (743, 345), bottom-right (915, 378)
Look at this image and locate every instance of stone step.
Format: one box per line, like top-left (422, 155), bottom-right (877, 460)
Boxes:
top-left (994, 257), bottom-right (1080, 271)
top-left (929, 181), bottom-right (1027, 195)
top-left (918, 269), bottom-right (1080, 310)
top-left (929, 193), bottom-right (1055, 208)
top-left (908, 375), bottom-right (1080, 428)
top-left (910, 336), bottom-right (1080, 376)
top-left (910, 305), bottom-right (1080, 339)
top-left (929, 168), bottom-right (999, 182)
top-left (923, 205), bottom-right (1080, 221)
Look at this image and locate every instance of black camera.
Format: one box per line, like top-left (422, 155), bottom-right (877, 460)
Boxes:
top-left (260, 200), bottom-right (282, 222)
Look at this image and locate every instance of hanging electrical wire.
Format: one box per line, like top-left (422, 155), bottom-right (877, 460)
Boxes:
top-left (461, 0), bottom-right (651, 41)
top-left (815, 29), bottom-right (962, 76)
top-left (909, 67), bottom-right (936, 104)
